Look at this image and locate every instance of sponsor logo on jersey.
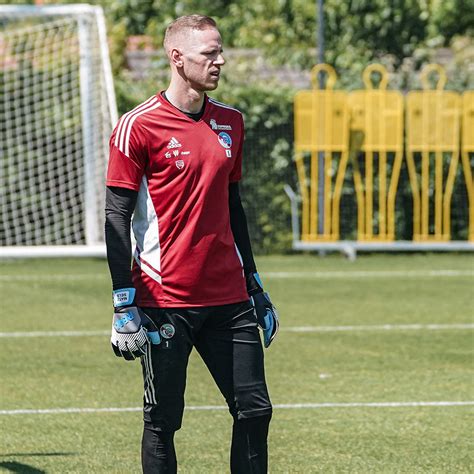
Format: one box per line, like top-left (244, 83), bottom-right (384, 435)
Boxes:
top-left (225, 149), bottom-right (232, 158)
top-left (160, 323), bottom-right (175, 339)
top-left (210, 119), bottom-right (232, 131)
top-left (167, 137), bottom-right (182, 149)
top-left (165, 149), bottom-right (181, 159)
top-left (175, 160), bottom-right (185, 170)
top-left (181, 151), bottom-right (190, 155)
top-left (217, 132), bottom-right (232, 149)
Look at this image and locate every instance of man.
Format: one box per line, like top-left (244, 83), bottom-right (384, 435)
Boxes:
top-left (105, 14), bottom-right (279, 473)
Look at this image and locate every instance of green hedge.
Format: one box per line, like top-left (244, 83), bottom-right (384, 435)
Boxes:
top-left (115, 72), bottom-right (471, 252)
top-left (115, 74), bottom-right (297, 253)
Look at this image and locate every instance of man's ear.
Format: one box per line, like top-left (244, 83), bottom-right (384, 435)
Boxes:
top-left (170, 48), bottom-right (183, 68)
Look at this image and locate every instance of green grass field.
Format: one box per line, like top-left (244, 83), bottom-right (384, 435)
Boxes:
top-left (1, 254), bottom-right (473, 473)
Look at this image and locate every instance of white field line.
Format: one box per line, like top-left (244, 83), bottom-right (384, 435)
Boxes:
top-left (0, 274), bottom-right (104, 281)
top-left (0, 330), bottom-right (111, 338)
top-left (0, 323), bottom-right (473, 339)
top-left (1, 401), bottom-right (473, 416)
top-left (262, 270), bottom-right (474, 278)
top-left (0, 269), bottom-right (473, 282)
top-left (285, 323), bottom-right (474, 332)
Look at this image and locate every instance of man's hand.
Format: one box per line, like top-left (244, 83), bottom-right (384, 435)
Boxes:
top-left (111, 288), bottom-right (160, 360)
top-left (246, 273), bottom-right (279, 348)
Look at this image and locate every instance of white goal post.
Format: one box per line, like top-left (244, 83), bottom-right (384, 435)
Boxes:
top-left (0, 4), bottom-right (117, 258)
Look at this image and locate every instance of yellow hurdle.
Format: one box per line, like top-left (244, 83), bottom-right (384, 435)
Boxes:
top-left (461, 91), bottom-right (474, 242)
top-left (406, 64), bottom-right (461, 241)
top-left (348, 64), bottom-right (404, 242)
top-left (294, 64), bottom-right (350, 241)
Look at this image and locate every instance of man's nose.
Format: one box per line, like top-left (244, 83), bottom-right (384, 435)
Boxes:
top-left (214, 53), bottom-right (225, 66)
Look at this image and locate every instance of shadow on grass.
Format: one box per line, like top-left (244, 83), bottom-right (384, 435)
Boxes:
top-left (0, 453), bottom-right (77, 473)
top-left (0, 462), bottom-right (46, 473)
top-left (0, 453), bottom-right (76, 458)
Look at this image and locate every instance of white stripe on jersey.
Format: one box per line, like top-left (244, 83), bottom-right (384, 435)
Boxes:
top-left (119, 98), bottom-right (157, 153)
top-left (124, 101), bottom-right (161, 157)
top-left (233, 243), bottom-right (245, 277)
top-left (115, 97), bottom-right (161, 157)
top-left (134, 255), bottom-right (162, 284)
top-left (208, 98), bottom-right (242, 115)
top-left (133, 177), bottom-right (162, 284)
top-left (114, 95), bottom-right (156, 148)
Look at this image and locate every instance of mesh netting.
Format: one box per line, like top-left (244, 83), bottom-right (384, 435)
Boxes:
top-left (0, 9), bottom-right (114, 246)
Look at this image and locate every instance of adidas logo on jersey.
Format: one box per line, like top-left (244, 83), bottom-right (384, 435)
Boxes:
top-left (167, 137), bottom-right (182, 149)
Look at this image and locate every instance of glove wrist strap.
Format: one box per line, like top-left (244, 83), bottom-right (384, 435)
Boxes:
top-left (113, 288), bottom-right (136, 307)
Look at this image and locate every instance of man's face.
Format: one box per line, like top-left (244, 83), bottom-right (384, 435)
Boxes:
top-left (179, 28), bottom-right (225, 91)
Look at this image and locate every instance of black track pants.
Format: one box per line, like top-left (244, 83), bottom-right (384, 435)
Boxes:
top-left (231, 414), bottom-right (272, 473)
top-left (142, 425), bottom-right (176, 473)
top-left (142, 414), bottom-right (271, 474)
top-left (140, 301), bottom-right (272, 473)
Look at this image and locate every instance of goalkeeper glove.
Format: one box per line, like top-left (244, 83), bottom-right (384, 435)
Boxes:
top-left (111, 288), bottom-right (160, 361)
top-left (246, 273), bottom-right (279, 348)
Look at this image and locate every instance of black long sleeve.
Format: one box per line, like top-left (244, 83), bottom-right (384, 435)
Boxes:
top-left (229, 182), bottom-right (257, 276)
top-left (105, 186), bottom-right (138, 290)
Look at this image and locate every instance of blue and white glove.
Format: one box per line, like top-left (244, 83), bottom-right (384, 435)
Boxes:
top-left (111, 288), bottom-right (160, 360)
top-left (247, 273), bottom-right (279, 348)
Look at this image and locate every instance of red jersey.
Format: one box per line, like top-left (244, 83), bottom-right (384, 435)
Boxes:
top-left (106, 93), bottom-right (249, 307)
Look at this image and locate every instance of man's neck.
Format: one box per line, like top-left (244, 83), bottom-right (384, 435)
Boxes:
top-left (165, 84), bottom-right (205, 114)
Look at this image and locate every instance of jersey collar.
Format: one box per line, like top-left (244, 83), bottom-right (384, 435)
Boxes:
top-left (158, 92), bottom-right (211, 123)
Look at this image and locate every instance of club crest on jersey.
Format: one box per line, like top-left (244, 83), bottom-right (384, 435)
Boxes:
top-left (175, 160), bottom-right (185, 170)
top-left (210, 119), bottom-right (232, 131)
top-left (160, 324), bottom-right (175, 339)
top-left (167, 137), bottom-right (182, 149)
top-left (217, 132), bottom-right (232, 149)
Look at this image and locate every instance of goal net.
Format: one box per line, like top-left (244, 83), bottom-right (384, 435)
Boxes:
top-left (0, 5), bottom-right (117, 258)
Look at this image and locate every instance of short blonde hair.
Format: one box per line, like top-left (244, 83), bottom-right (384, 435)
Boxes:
top-left (163, 15), bottom-right (217, 53)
